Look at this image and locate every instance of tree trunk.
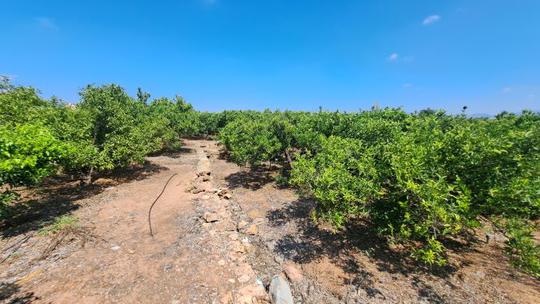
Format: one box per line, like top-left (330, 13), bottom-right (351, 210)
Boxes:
top-left (85, 166), bottom-right (94, 185)
top-left (284, 149), bottom-right (293, 168)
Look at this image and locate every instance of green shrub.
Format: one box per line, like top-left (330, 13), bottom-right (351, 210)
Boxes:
top-left (290, 136), bottom-right (380, 227)
top-left (0, 124), bottom-right (68, 187)
top-left (260, 110), bottom-right (539, 269)
top-left (0, 124), bottom-right (68, 220)
top-left (504, 218), bottom-right (540, 277)
top-left (219, 115), bottom-right (284, 166)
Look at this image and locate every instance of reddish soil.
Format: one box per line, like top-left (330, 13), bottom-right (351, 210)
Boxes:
top-left (1, 139), bottom-right (539, 303)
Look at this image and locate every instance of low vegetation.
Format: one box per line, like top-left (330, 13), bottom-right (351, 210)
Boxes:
top-left (38, 215), bottom-right (79, 236)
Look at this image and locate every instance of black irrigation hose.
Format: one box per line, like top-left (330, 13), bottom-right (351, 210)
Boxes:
top-left (147, 173), bottom-right (178, 237)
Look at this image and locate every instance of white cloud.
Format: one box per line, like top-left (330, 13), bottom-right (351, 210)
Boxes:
top-left (36, 17), bottom-right (58, 30)
top-left (423, 15), bottom-right (441, 25)
top-left (502, 87), bottom-right (512, 93)
top-left (387, 53), bottom-right (399, 62)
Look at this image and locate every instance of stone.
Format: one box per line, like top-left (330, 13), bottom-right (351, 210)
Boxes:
top-left (191, 187), bottom-right (205, 194)
top-left (220, 291), bottom-right (233, 304)
top-left (216, 219), bottom-right (237, 232)
top-left (236, 295), bottom-right (254, 304)
top-left (238, 274), bottom-right (251, 283)
top-left (266, 241), bottom-right (276, 251)
top-left (269, 275), bottom-right (294, 304)
top-left (237, 283), bottom-right (269, 302)
top-left (282, 262), bottom-right (303, 282)
top-left (203, 212), bottom-right (220, 223)
top-left (244, 224), bottom-right (258, 235)
top-left (253, 217), bottom-right (265, 225)
top-left (238, 220), bottom-right (250, 230)
top-left (111, 245), bottom-right (121, 251)
top-left (202, 176), bottom-right (211, 182)
top-left (232, 242), bottom-right (246, 253)
top-left (274, 255), bottom-right (284, 264)
top-left (218, 189), bottom-right (232, 199)
top-left (197, 171), bottom-right (211, 177)
top-left (247, 209), bottom-right (265, 219)
top-left (218, 259), bottom-right (226, 266)
top-left (235, 264), bottom-right (255, 277)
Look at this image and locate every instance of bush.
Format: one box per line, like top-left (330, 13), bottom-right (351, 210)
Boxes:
top-left (219, 115), bottom-right (283, 166)
top-left (0, 124), bottom-right (68, 187)
top-left (504, 218), bottom-right (540, 278)
top-left (0, 124), bottom-right (68, 220)
top-left (222, 109), bottom-right (539, 270)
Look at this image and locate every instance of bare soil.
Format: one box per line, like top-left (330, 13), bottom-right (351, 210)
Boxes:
top-left (1, 139), bottom-right (539, 303)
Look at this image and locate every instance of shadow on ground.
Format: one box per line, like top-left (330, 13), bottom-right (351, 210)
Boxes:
top-left (148, 146), bottom-right (194, 158)
top-left (1, 161), bottom-right (167, 238)
top-left (267, 199), bottom-right (470, 303)
top-left (0, 282), bottom-right (40, 304)
top-left (225, 168), bottom-right (277, 190)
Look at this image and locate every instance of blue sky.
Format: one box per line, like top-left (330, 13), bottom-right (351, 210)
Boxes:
top-left (1, 0), bottom-right (539, 114)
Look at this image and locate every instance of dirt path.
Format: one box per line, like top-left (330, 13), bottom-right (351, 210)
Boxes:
top-left (1, 139), bottom-right (268, 304)
top-left (2, 139), bottom-right (539, 304)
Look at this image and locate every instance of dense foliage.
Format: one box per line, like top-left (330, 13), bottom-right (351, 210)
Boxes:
top-left (0, 78), bottom-right (216, 221)
top-left (218, 108), bottom-right (540, 276)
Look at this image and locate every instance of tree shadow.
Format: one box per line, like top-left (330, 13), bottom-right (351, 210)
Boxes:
top-left (412, 276), bottom-right (448, 303)
top-left (148, 146), bottom-right (194, 158)
top-left (267, 199), bottom-right (465, 301)
top-left (224, 168), bottom-right (276, 190)
top-left (1, 161), bottom-right (167, 238)
top-left (0, 282), bottom-right (40, 304)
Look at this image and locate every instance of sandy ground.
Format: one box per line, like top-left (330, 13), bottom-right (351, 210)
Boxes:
top-left (1, 139), bottom-right (539, 303)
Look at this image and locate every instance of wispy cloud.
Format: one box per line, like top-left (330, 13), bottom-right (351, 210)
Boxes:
top-left (423, 15), bottom-right (441, 25)
top-left (387, 53), bottom-right (414, 63)
top-left (387, 53), bottom-right (399, 62)
top-left (36, 17), bottom-right (58, 31)
top-left (502, 87), bottom-right (512, 93)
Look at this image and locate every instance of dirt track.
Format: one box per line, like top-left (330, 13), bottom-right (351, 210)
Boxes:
top-left (1, 139), bottom-right (539, 304)
top-left (1, 140), bottom-right (269, 303)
